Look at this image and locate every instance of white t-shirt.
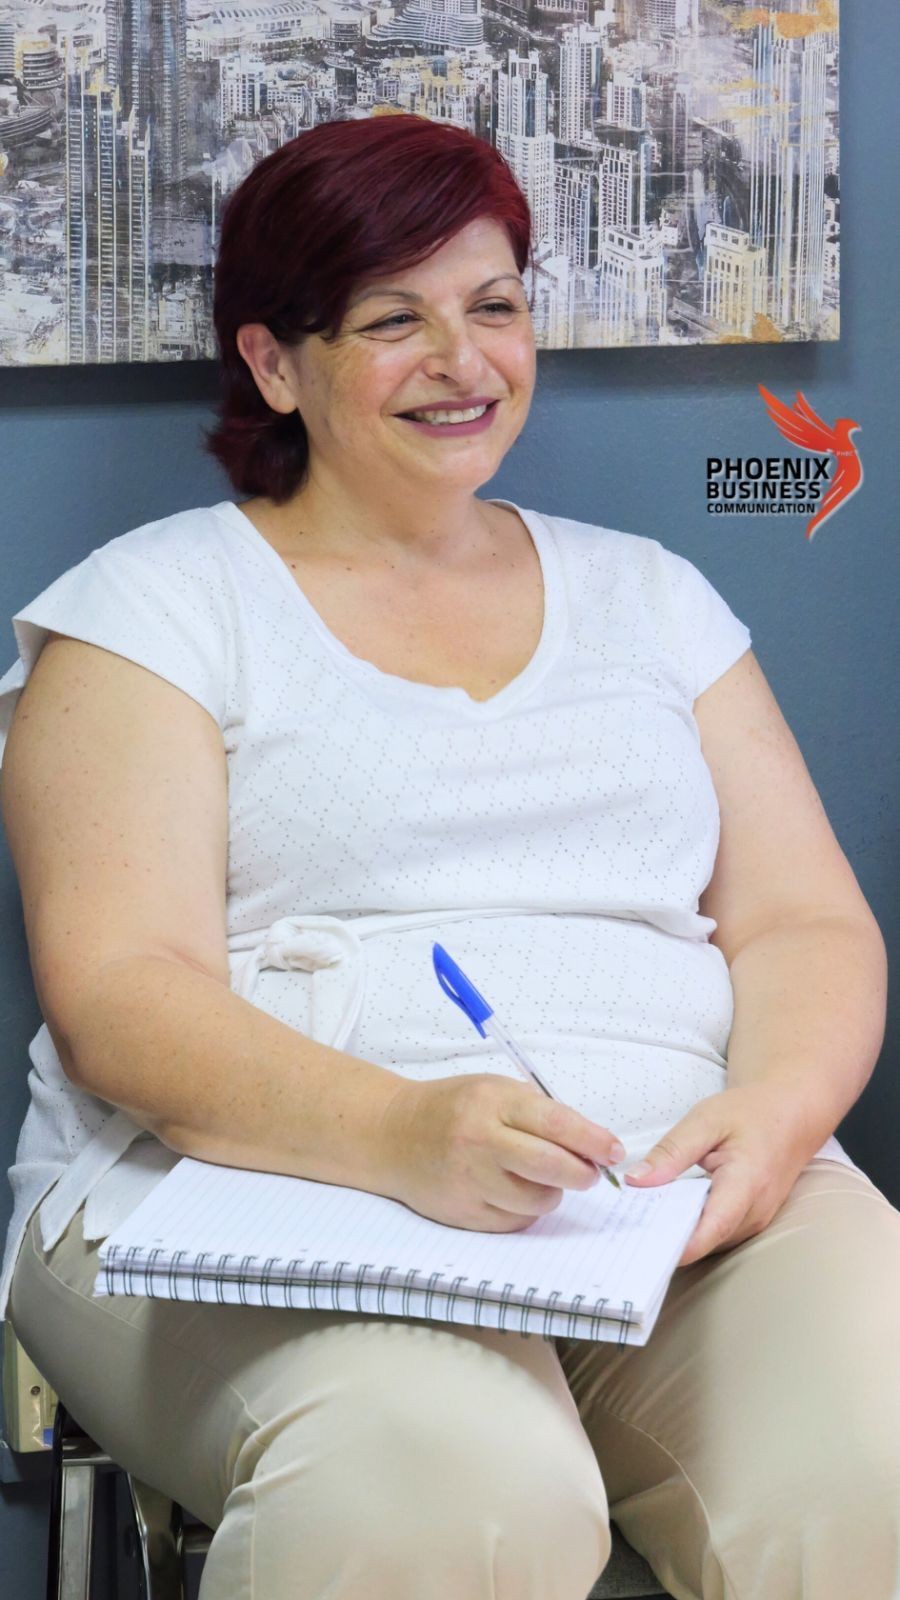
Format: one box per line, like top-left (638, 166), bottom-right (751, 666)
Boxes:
top-left (0, 498), bottom-right (869, 1318)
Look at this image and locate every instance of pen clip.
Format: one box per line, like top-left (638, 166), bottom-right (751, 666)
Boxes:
top-left (432, 943), bottom-right (493, 1038)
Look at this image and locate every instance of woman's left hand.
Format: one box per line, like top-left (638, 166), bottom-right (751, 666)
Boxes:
top-left (622, 1083), bottom-right (814, 1267)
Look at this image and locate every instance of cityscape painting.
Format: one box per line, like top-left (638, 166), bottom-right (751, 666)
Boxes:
top-left (0, 0), bottom-right (839, 365)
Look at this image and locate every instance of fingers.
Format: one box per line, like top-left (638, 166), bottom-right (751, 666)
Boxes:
top-left (506, 1088), bottom-right (625, 1172)
top-left (502, 1124), bottom-right (611, 1195)
top-left (484, 1176), bottom-right (566, 1224)
top-left (676, 1166), bottom-right (757, 1266)
top-left (622, 1098), bottom-right (733, 1185)
top-left (474, 1110), bottom-right (611, 1225)
top-left (478, 1198), bottom-right (558, 1231)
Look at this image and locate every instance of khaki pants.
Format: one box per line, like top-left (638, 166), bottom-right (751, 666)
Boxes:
top-left (9, 1159), bottom-right (900, 1600)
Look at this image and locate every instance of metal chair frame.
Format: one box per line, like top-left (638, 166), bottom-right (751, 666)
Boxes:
top-left (46, 1400), bottom-right (211, 1600)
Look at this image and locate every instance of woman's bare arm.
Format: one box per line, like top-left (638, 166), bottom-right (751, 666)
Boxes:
top-left (0, 634), bottom-right (407, 1194)
top-left (695, 649), bottom-right (886, 1146)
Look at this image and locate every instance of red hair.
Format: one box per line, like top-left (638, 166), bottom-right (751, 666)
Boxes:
top-left (202, 113), bottom-right (533, 504)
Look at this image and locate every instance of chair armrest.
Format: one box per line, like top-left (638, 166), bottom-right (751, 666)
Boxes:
top-left (1, 1322), bottom-right (58, 1452)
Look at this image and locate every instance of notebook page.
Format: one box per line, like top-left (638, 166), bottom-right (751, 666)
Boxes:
top-left (96, 1156), bottom-right (711, 1313)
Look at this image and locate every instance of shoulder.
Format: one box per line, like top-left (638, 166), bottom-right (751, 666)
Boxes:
top-left (533, 505), bottom-right (700, 596)
top-left (70, 501), bottom-right (244, 637)
top-left (90, 500), bottom-right (233, 582)
top-left (3, 504), bottom-right (240, 727)
top-left (533, 507), bottom-right (751, 698)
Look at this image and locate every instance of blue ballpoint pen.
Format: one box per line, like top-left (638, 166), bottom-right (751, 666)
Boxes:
top-left (432, 942), bottom-right (621, 1191)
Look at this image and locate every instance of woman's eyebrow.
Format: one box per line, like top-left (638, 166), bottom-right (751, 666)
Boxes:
top-left (349, 273), bottom-right (524, 310)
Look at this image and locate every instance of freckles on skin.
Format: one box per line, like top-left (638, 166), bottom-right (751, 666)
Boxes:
top-left (307, 327), bottom-right (403, 434)
top-left (288, 338), bottom-right (371, 449)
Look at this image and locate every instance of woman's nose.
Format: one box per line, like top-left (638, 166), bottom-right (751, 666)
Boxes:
top-left (421, 319), bottom-right (491, 380)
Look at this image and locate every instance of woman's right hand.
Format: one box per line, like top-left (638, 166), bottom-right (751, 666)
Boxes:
top-left (375, 1074), bottom-right (625, 1232)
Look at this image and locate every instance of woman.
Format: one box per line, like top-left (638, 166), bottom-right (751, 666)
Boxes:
top-left (1, 115), bottom-right (897, 1600)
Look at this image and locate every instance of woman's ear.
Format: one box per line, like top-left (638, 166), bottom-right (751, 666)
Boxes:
top-left (235, 324), bottom-right (298, 416)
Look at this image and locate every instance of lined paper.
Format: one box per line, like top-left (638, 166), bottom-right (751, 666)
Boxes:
top-left (94, 1156), bottom-right (710, 1344)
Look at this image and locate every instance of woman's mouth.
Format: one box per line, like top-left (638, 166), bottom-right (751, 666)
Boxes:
top-left (396, 400), bottom-right (500, 437)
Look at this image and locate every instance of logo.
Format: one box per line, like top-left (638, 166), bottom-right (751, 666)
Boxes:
top-left (706, 388), bottom-right (863, 541)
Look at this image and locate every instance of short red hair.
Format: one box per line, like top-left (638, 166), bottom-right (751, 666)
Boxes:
top-left (203, 113), bottom-right (534, 504)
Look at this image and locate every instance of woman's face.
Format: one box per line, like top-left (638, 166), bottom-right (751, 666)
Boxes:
top-left (272, 216), bottom-right (536, 498)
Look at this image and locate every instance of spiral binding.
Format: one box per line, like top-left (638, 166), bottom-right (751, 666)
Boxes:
top-left (102, 1245), bottom-right (640, 1346)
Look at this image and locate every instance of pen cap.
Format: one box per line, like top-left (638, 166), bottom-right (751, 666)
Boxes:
top-left (432, 943), bottom-right (493, 1037)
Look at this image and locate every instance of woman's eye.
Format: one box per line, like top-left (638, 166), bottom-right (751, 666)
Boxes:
top-left (370, 302), bottom-right (517, 331)
top-left (371, 313), bottom-right (418, 329)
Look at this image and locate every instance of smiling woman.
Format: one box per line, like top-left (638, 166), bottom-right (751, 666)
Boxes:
top-left (3, 109), bottom-right (899, 1600)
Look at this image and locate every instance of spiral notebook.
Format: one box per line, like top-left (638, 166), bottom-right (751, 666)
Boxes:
top-left (93, 1156), bottom-right (711, 1346)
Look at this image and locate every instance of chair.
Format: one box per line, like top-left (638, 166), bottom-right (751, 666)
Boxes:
top-left (6, 1327), bottom-right (671, 1598)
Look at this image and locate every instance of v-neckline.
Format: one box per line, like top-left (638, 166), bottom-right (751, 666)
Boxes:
top-left (213, 496), bottom-right (568, 717)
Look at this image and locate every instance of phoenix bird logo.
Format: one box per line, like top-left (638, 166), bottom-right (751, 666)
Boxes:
top-left (757, 384), bottom-right (863, 541)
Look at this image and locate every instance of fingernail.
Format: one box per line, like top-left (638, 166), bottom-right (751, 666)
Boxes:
top-left (609, 1140), bottom-right (627, 1163)
top-left (625, 1160), bottom-right (652, 1179)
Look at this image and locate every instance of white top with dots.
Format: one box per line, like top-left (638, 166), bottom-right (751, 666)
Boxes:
top-left (0, 496), bottom-right (867, 1317)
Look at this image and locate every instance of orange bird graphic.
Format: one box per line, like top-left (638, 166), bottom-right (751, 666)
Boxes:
top-left (757, 384), bottom-right (863, 541)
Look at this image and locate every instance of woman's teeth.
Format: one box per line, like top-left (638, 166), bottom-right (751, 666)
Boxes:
top-left (405, 404), bottom-right (490, 424)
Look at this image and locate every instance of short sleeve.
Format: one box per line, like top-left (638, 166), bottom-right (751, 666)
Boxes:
top-left (0, 530), bottom-right (229, 771)
top-left (656, 544), bottom-right (753, 701)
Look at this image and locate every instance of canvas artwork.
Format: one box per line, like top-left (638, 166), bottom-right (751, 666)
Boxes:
top-left (0, 0), bottom-right (839, 366)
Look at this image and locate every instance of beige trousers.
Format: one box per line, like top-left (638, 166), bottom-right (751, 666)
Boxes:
top-left (8, 1158), bottom-right (900, 1600)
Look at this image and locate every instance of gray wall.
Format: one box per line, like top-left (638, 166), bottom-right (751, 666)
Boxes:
top-left (1, 11), bottom-right (897, 1592)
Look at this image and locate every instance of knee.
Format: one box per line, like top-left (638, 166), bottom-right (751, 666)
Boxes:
top-left (706, 1425), bottom-right (900, 1596)
top-left (233, 1351), bottom-right (611, 1598)
top-left (400, 1390), bottom-right (612, 1594)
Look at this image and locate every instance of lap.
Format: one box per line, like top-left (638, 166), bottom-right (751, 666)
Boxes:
top-left (10, 1159), bottom-right (899, 1585)
top-left (8, 1200), bottom-right (605, 1536)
